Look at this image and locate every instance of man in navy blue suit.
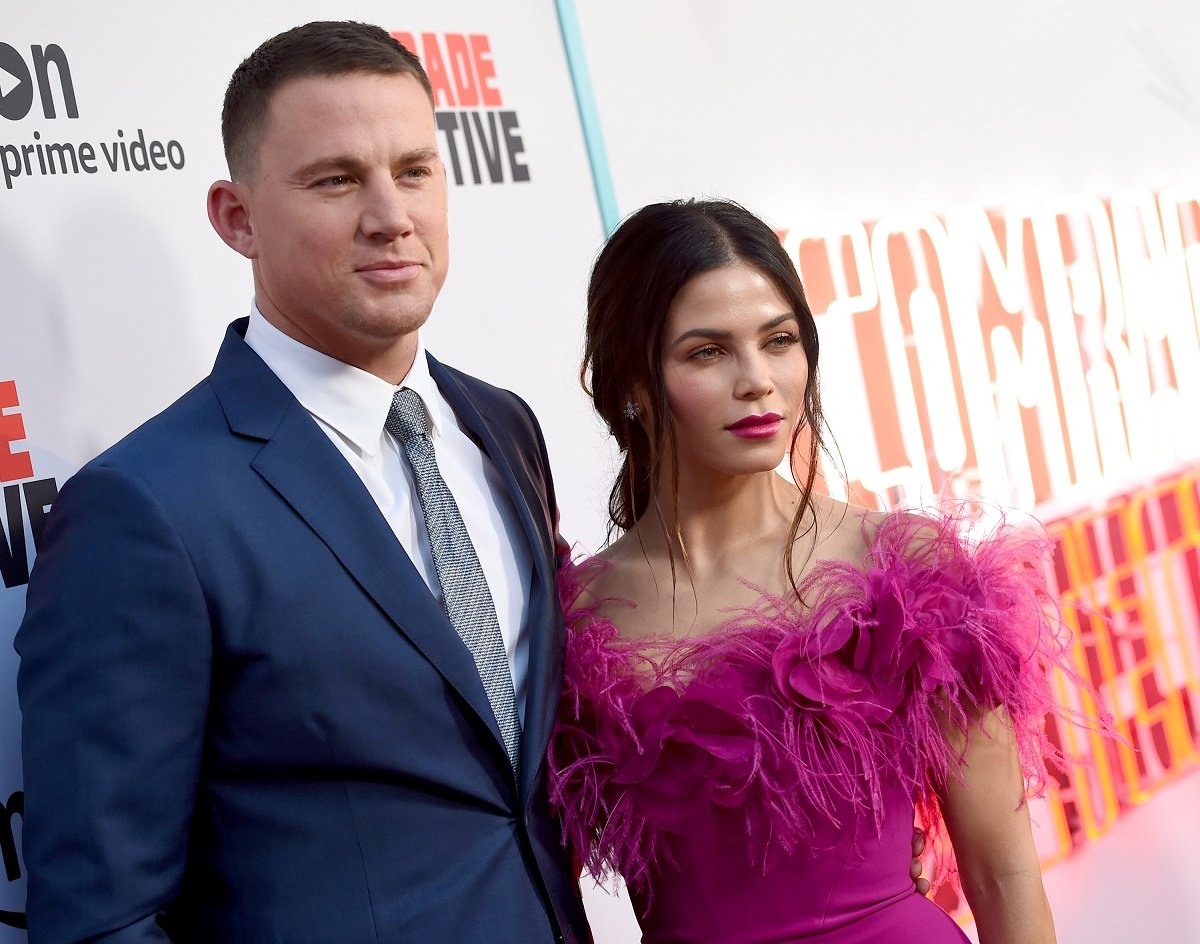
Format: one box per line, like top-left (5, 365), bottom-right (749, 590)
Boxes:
top-left (16, 22), bottom-right (590, 943)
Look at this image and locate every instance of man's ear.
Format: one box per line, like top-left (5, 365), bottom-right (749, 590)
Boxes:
top-left (207, 179), bottom-right (257, 259)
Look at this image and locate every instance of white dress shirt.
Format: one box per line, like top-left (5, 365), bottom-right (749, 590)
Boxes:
top-left (244, 302), bottom-right (531, 720)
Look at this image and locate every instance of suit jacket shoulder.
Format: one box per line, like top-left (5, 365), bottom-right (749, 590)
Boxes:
top-left (430, 358), bottom-right (547, 446)
top-left (427, 353), bottom-right (558, 530)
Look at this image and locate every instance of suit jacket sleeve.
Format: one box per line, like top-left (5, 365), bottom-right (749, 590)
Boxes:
top-left (16, 463), bottom-right (212, 943)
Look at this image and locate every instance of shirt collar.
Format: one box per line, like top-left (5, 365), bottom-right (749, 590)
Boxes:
top-left (244, 301), bottom-right (442, 457)
top-left (397, 331), bottom-right (445, 440)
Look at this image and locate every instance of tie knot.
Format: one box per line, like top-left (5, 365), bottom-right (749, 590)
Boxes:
top-left (387, 387), bottom-right (430, 444)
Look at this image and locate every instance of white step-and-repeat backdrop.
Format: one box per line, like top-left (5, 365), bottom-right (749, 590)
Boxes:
top-left (3, 2), bottom-right (1199, 941)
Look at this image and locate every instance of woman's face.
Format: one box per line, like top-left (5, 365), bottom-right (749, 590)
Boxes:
top-left (657, 263), bottom-right (809, 481)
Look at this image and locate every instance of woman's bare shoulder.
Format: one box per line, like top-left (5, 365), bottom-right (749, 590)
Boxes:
top-left (573, 532), bottom-right (652, 610)
top-left (808, 493), bottom-right (879, 564)
top-left (818, 498), bottom-right (947, 564)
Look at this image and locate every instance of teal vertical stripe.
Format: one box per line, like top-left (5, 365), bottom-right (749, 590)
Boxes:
top-left (554, 0), bottom-right (620, 235)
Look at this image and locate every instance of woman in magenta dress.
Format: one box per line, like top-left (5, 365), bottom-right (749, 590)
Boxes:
top-left (548, 200), bottom-right (1087, 943)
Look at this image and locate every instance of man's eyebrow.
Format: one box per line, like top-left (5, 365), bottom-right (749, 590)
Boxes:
top-left (398, 147), bottom-right (440, 165)
top-left (292, 148), bottom-right (440, 180)
top-left (669, 311), bottom-right (798, 345)
top-left (292, 155), bottom-right (363, 179)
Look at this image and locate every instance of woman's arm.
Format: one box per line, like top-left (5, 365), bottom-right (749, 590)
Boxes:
top-left (939, 706), bottom-right (1056, 944)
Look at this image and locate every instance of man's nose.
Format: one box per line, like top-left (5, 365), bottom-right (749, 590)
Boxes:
top-left (360, 176), bottom-right (414, 240)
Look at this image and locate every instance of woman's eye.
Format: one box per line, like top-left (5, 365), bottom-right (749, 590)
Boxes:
top-left (767, 333), bottom-right (799, 349)
top-left (690, 345), bottom-right (721, 360)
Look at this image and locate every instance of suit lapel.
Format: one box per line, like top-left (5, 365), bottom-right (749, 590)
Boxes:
top-left (208, 324), bottom-right (511, 767)
top-left (428, 357), bottom-right (561, 800)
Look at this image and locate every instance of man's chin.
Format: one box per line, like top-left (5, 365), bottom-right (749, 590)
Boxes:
top-left (350, 305), bottom-right (433, 342)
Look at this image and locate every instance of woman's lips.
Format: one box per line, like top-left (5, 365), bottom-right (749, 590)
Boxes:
top-left (726, 413), bottom-right (783, 439)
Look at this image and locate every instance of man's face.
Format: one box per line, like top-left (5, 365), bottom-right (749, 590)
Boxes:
top-left (241, 71), bottom-right (449, 376)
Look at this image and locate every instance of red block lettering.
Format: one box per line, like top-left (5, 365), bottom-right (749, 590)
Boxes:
top-left (421, 32), bottom-right (455, 108)
top-left (445, 34), bottom-right (479, 107)
top-left (0, 381), bottom-right (34, 483)
top-left (391, 31), bottom-right (502, 109)
top-left (470, 35), bottom-right (502, 107)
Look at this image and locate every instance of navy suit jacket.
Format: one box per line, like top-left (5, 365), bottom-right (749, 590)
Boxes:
top-left (16, 320), bottom-right (590, 944)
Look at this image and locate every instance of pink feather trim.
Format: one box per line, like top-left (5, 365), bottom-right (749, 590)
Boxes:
top-left (546, 507), bottom-right (1114, 892)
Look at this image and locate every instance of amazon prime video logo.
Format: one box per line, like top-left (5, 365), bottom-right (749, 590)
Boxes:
top-left (0, 43), bottom-right (77, 121)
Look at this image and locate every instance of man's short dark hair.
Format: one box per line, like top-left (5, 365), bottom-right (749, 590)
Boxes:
top-left (222, 20), bottom-right (433, 181)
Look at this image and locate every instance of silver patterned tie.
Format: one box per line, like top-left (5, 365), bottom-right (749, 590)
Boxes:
top-left (386, 387), bottom-right (522, 770)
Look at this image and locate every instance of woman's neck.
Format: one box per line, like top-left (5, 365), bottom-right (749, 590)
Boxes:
top-left (638, 467), bottom-right (803, 567)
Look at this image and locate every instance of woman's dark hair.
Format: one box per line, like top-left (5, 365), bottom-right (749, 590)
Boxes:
top-left (582, 198), bottom-right (830, 589)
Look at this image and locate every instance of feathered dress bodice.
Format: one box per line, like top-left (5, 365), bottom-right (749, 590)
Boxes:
top-left (547, 511), bottom-right (1087, 944)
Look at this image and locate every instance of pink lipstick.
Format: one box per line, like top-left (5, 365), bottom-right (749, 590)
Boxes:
top-left (726, 412), bottom-right (783, 439)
